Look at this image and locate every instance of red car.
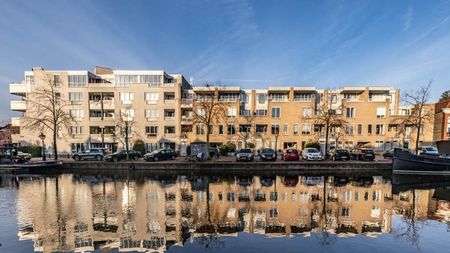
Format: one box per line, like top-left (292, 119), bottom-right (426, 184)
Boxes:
top-left (282, 148), bottom-right (300, 161)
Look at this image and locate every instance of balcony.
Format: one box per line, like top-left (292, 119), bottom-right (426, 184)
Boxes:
top-left (89, 100), bottom-right (115, 110)
top-left (181, 99), bottom-right (193, 108)
top-left (181, 116), bottom-right (193, 125)
top-left (9, 83), bottom-right (30, 96)
top-left (11, 117), bottom-right (21, 127)
top-left (89, 134), bottom-right (114, 143)
top-left (89, 116), bottom-right (115, 122)
top-left (10, 100), bottom-right (26, 111)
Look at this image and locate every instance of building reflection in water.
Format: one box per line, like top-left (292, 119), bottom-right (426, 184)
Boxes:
top-left (3, 174), bottom-right (450, 252)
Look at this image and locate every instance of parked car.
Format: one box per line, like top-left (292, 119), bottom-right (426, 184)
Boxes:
top-left (209, 148), bottom-right (220, 158)
top-left (236, 149), bottom-right (254, 161)
top-left (104, 150), bottom-right (142, 162)
top-left (383, 149), bottom-right (395, 159)
top-left (301, 148), bottom-right (324, 161)
top-left (259, 148), bottom-right (277, 161)
top-left (72, 149), bottom-right (105, 161)
top-left (350, 148), bottom-right (375, 161)
top-left (330, 149), bottom-right (350, 161)
top-left (16, 151), bottom-right (32, 161)
top-left (282, 148), bottom-right (300, 161)
top-left (418, 146), bottom-right (439, 156)
top-left (144, 149), bottom-right (177, 161)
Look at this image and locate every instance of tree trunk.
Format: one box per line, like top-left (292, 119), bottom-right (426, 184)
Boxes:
top-left (53, 127), bottom-right (58, 160)
top-left (125, 122), bottom-right (129, 160)
top-left (324, 124), bottom-right (330, 160)
top-left (206, 126), bottom-right (210, 159)
top-left (415, 126), bottom-right (421, 155)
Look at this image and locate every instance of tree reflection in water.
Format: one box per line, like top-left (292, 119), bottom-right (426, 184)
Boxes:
top-left (2, 173), bottom-right (450, 252)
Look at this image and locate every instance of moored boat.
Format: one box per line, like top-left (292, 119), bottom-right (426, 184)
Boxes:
top-left (0, 160), bottom-right (63, 169)
top-left (393, 148), bottom-right (450, 174)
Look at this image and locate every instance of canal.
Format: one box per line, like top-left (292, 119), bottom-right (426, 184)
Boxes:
top-left (0, 172), bottom-right (449, 253)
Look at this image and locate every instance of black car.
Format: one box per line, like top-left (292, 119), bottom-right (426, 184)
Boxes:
top-left (209, 148), bottom-right (220, 158)
top-left (72, 149), bottom-right (105, 161)
top-left (104, 150), bottom-right (142, 162)
top-left (330, 149), bottom-right (350, 161)
top-left (259, 148), bottom-right (277, 161)
top-left (350, 148), bottom-right (375, 161)
top-left (143, 149), bottom-right (177, 161)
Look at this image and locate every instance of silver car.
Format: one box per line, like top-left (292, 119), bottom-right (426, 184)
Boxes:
top-left (302, 148), bottom-right (324, 161)
top-left (236, 149), bottom-right (254, 161)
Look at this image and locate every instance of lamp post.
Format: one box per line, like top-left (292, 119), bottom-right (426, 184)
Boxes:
top-left (39, 132), bottom-right (46, 161)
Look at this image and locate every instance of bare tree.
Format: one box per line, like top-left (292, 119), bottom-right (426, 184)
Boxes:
top-left (306, 99), bottom-right (346, 159)
top-left (395, 82), bottom-right (433, 154)
top-left (439, 90), bottom-right (450, 101)
top-left (22, 77), bottom-right (74, 159)
top-left (191, 90), bottom-right (226, 158)
top-left (236, 112), bottom-right (256, 148)
top-left (115, 108), bottom-right (138, 160)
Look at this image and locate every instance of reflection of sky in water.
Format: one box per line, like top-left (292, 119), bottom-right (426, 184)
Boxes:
top-left (0, 174), bottom-right (450, 253)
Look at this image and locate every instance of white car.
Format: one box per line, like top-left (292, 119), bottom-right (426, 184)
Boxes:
top-left (419, 146), bottom-right (439, 156)
top-left (302, 148), bottom-right (324, 161)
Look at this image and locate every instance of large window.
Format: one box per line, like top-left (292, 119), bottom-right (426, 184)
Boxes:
top-left (255, 109), bottom-right (267, 116)
top-left (115, 75), bottom-right (138, 86)
top-left (271, 107), bottom-right (280, 118)
top-left (375, 124), bottom-right (384, 135)
top-left (269, 93), bottom-right (288, 102)
top-left (140, 75), bottom-right (162, 85)
top-left (294, 93), bottom-right (313, 101)
top-left (301, 124), bottom-right (311, 135)
top-left (227, 125), bottom-right (236, 135)
top-left (196, 124), bottom-right (205, 135)
top-left (257, 94), bottom-right (267, 104)
top-left (120, 92), bottom-right (134, 104)
top-left (376, 107), bottom-right (386, 118)
top-left (293, 124), bottom-right (299, 135)
top-left (70, 109), bottom-right (84, 119)
top-left (164, 126), bottom-right (176, 134)
top-left (302, 107), bottom-right (311, 117)
top-left (145, 92), bottom-right (159, 104)
top-left (145, 109), bottom-right (158, 120)
top-left (69, 92), bottom-right (83, 105)
top-left (68, 75), bottom-right (87, 87)
top-left (145, 126), bottom-right (158, 135)
top-left (346, 107), bottom-right (355, 118)
top-left (228, 108), bottom-right (237, 118)
top-left (256, 124), bottom-right (267, 133)
top-left (345, 125), bottom-right (354, 135)
top-left (271, 124), bottom-right (280, 135)
top-left (71, 126), bottom-right (83, 135)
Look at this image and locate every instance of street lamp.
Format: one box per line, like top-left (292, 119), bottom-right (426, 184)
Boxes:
top-left (39, 132), bottom-right (46, 161)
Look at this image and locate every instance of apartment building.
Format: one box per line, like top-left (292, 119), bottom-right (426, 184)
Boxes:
top-left (10, 67), bottom-right (191, 154)
top-left (9, 67), bottom-right (435, 154)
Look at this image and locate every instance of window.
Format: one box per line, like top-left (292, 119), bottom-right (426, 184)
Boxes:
top-left (376, 107), bottom-right (386, 118)
top-left (145, 126), bottom-right (158, 135)
top-left (270, 192), bottom-right (278, 201)
top-left (271, 124), bottom-right (280, 135)
top-left (257, 94), bottom-right (267, 104)
top-left (283, 124), bottom-right (288, 135)
top-left (121, 109), bottom-right (135, 119)
top-left (69, 92), bottom-right (83, 105)
top-left (346, 107), bottom-right (355, 118)
top-left (164, 126), bottom-right (176, 134)
top-left (271, 107), bottom-right (281, 118)
top-left (145, 109), bottom-right (158, 120)
top-left (120, 92), bottom-right (134, 104)
top-left (53, 75), bottom-right (61, 87)
top-left (239, 124), bottom-right (251, 133)
top-left (345, 125), bottom-right (354, 135)
top-left (163, 93), bottom-right (175, 101)
top-left (226, 192), bottom-right (235, 202)
top-left (375, 124), bottom-right (384, 135)
top-left (368, 124), bottom-right (372, 135)
top-left (302, 107), bottom-right (311, 117)
top-left (227, 125), bottom-right (236, 135)
top-left (293, 124), bottom-right (299, 135)
top-left (220, 93), bottom-right (239, 101)
top-left (68, 75), bottom-right (87, 87)
top-left (357, 124), bottom-right (362, 135)
top-left (269, 208), bottom-right (278, 218)
top-left (196, 124), bottom-right (205, 135)
top-left (25, 75), bottom-right (34, 84)
top-left (294, 93), bottom-right (313, 101)
top-left (71, 126), bottom-right (83, 135)
top-left (70, 109), bottom-right (84, 119)
top-left (343, 191), bottom-right (352, 201)
top-left (331, 95), bottom-right (337, 103)
top-left (343, 93), bottom-right (359, 100)
top-left (256, 124), bottom-right (267, 133)
top-left (255, 109), bottom-right (267, 116)
top-left (269, 93), bottom-right (288, 102)
top-left (145, 92), bottom-right (159, 104)
top-left (341, 208), bottom-right (350, 217)
top-left (228, 108), bottom-right (237, 118)
top-left (164, 110), bottom-right (175, 118)
top-left (301, 124), bottom-right (311, 135)
top-left (140, 75), bottom-right (162, 85)
top-left (218, 125), bottom-right (224, 134)
top-left (115, 75), bottom-right (138, 86)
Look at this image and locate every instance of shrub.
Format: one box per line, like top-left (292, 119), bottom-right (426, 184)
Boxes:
top-left (219, 142), bottom-right (237, 156)
top-left (132, 140), bottom-right (146, 155)
top-left (305, 141), bottom-right (321, 150)
top-left (246, 142), bottom-right (255, 149)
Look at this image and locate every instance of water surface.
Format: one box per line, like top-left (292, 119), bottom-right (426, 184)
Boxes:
top-left (0, 173), bottom-right (449, 253)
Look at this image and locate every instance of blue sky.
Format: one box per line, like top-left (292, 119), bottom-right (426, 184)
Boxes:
top-left (1, 0), bottom-right (450, 122)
